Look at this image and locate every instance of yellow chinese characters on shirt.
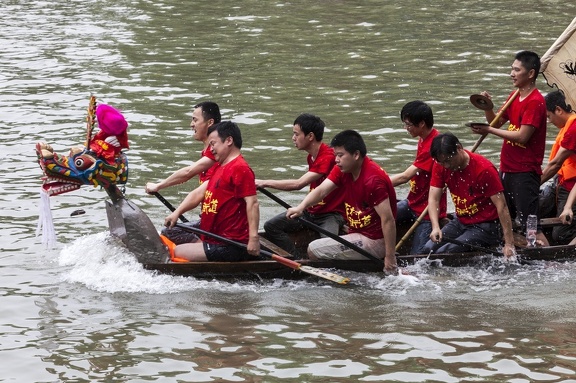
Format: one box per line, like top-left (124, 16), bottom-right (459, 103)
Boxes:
top-left (309, 186), bottom-right (326, 206)
top-left (202, 190), bottom-right (218, 214)
top-left (451, 192), bottom-right (478, 217)
top-left (345, 202), bottom-right (372, 229)
top-left (409, 178), bottom-right (416, 193)
top-left (505, 123), bottom-right (526, 148)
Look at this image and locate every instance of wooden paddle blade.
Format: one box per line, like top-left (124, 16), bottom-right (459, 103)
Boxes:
top-left (299, 265), bottom-right (350, 285)
top-left (172, 223), bottom-right (350, 285)
top-left (269, 254), bottom-right (350, 284)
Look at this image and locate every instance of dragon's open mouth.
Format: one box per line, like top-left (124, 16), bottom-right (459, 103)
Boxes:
top-left (41, 176), bottom-right (81, 196)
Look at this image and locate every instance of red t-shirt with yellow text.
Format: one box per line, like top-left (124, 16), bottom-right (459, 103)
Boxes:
top-left (407, 128), bottom-right (447, 218)
top-left (500, 89), bottom-right (547, 173)
top-left (307, 143), bottom-right (344, 216)
top-left (430, 151), bottom-right (502, 225)
top-left (200, 155), bottom-right (256, 244)
top-left (327, 156), bottom-right (396, 240)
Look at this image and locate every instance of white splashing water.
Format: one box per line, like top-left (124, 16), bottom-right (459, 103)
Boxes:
top-left (56, 232), bottom-right (576, 299)
top-left (56, 232), bottom-right (321, 294)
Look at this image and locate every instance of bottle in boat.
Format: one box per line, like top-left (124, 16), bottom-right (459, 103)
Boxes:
top-left (526, 214), bottom-right (537, 247)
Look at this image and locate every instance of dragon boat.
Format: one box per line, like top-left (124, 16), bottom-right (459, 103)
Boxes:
top-left (35, 98), bottom-right (576, 283)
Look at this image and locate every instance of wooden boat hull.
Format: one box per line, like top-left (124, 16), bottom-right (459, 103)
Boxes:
top-left (143, 244), bottom-right (576, 281)
top-left (142, 221), bottom-right (576, 280)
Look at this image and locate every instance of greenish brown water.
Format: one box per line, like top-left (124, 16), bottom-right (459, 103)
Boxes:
top-left (2, 1), bottom-right (576, 381)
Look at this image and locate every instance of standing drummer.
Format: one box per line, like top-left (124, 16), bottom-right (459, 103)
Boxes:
top-left (470, 50), bottom-right (548, 245)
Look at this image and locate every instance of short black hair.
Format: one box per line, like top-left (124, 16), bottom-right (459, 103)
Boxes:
top-left (515, 50), bottom-right (541, 80)
top-left (194, 101), bottom-right (222, 123)
top-left (207, 121), bottom-right (242, 149)
top-left (293, 113), bottom-right (325, 141)
top-left (330, 130), bottom-right (367, 157)
top-left (430, 132), bottom-right (461, 160)
top-left (545, 90), bottom-right (572, 113)
top-left (400, 100), bottom-right (434, 128)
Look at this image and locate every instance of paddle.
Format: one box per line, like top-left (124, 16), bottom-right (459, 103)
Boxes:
top-left (153, 191), bottom-right (290, 255)
top-left (257, 186), bottom-right (385, 267)
top-left (152, 191), bottom-right (350, 284)
top-left (152, 192), bottom-right (189, 223)
top-left (395, 89), bottom-right (520, 251)
top-left (441, 236), bottom-right (505, 257)
top-left (174, 223), bottom-right (350, 285)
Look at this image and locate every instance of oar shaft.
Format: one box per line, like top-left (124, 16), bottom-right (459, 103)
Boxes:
top-left (469, 135), bottom-right (487, 153)
top-left (258, 186), bottom-right (291, 209)
top-left (395, 207), bottom-right (427, 251)
top-left (153, 192), bottom-right (189, 223)
top-left (257, 187), bottom-right (384, 267)
top-left (174, 224), bottom-right (294, 266)
top-left (174, 223), bottom-right (350, 284)
top-left (441, 236), bottom-right (504, 257)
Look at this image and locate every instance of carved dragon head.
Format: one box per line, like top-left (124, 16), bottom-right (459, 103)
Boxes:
top-left (35, 142), bottom-right (129, 200)
top-left (34, 98), bottom-right (169, 264)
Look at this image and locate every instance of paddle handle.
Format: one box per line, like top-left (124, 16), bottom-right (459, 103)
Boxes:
top-left (441, 236), bottom-right (504, 257)
top-left (268, 253), bottom-right (301, 269)
top-left (153, 192), bottom-right (189, 223)
top-left (395, 206), bottom-right (428, 251)
top-left (257, 186), bottom-right (291, 209)
top-left (257, 187), bottom-right (384, 267)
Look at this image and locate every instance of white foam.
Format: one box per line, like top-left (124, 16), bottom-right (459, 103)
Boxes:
top-left (57, 232), bottom-right (320, 294)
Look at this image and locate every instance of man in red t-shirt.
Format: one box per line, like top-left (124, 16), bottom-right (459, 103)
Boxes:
top-left (164, 121), bottom-right (260, 262)
top-left (422, 133), bottom-right (516, 257)
top-left (256, 114), bottom-right (345, 258)
top-left (145, 101), bottom-right (221, 193)
top-left (470, 50), bottom-right (547, 245)
top-left (147, 101), bottom-right (221, 244)
top-left (541, 91), bottom-right (576, 244)
top-left (390, 101), bottom-right (447, 254)
top-left (286, 130), bottom-right (397, 273)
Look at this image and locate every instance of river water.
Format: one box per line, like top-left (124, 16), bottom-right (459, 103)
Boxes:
top-left (2, 0), bottom-right (576, 381)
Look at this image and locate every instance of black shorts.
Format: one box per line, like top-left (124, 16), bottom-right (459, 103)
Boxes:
top-left (501, 171), bottom-right (540, 228)
top-left (161, 221), bottom-right (200, 245)
top-left (203, 242), bottom-right (254, 262)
